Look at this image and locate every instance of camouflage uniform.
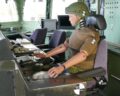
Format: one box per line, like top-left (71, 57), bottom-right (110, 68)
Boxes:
top-left (65, 2), bottom-right (100, 73)
top-left (65, 27), bottom-right (100, 73)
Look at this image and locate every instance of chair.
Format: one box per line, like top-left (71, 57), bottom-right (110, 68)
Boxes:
top-left (38, 30), bottom-right (66, 62)
top-left (75, 15), bottom-right (108, 96)
top-left (85, 15), bottom-right (107, 30)
top-left (38, 30), bottom-right (66, 50)
top-left (94, 38), bottom-right (108, 80)
top-left (24, 28), bottom-right (47, 45)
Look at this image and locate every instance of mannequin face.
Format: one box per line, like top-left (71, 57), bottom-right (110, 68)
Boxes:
top-left (68, 14), bottom-right (81, 26)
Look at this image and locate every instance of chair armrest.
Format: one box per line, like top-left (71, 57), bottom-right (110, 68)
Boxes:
top-left (76, 67), bottom-right (106, 79)
top-left (21, 33), bottom-right (31, 41)
top-left (25, 32), bottom-right (32, 36)
top-left (25, 34), bottom-right (31, 37)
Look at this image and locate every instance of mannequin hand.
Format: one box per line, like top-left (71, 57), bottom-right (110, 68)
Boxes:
top-left (34, 53), bottom-right (47, 58)
top-left (48, 65), bottom-right (65, 78)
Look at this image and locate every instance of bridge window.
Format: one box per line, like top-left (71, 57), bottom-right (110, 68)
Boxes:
top-left (23, 0), bottom-right (46, 21)
top-left (51, 0), bottom-right (77, 19)
top-left (0, 0), bottom-right (18, 22)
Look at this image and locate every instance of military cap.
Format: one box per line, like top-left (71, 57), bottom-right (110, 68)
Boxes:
top-left (65, 2), bottom-right (90, 18)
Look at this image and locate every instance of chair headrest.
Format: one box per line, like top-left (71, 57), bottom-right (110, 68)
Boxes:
top-left (85, 15), bottom-right (107, 30)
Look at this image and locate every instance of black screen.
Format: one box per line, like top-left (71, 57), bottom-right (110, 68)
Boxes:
top-left (58, 15), bottom-right (75, 29)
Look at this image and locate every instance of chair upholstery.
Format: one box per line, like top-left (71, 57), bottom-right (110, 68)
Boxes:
top-left (94, 39), bottom-right (108, 80)
top-left (38, 30), bottom-right (66, 62)
top-left (39, 30), bottom-right (66, 51)
top-left (49, 30), bottom-right (66, 48)
top-left (85, 15), bottom-right (107, 30)
top-left (25, 28), bottom-right (47, 45)
top-left (86, 15), bottom-right (108, 80)
top-left (85, 38), bottom-right (108, 96)
top-left (86, 15), bottom-right (108, 95)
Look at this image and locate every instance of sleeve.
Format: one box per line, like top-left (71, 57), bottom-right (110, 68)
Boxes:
top-left (80, 36), bottom-right (98, 56)
top-left (64, 38), bottom-right (69, 48)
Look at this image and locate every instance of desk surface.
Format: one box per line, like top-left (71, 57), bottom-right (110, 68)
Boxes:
top-left (26, 74), bottom-right (87, 91)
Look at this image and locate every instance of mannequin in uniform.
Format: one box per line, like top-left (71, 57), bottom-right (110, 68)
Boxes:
top-left (35, 2), bottom-right (100, 78)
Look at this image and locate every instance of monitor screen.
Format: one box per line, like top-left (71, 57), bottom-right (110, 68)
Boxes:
top-left (57, 15), bottom-right (75, 29)
top-left (43, 19), bottom-right (57, 32)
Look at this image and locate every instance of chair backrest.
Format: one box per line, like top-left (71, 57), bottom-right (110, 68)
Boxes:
top-left (85, 15), bottom-right (107, 30)
top-left (86, 15), bottom-right (108, 80)
top-left (49, 30), bottom-right (66, 48)
top-left (30, 28), bottom-right (47, 45)
top-left (94, 39), bottom-right (108, 80)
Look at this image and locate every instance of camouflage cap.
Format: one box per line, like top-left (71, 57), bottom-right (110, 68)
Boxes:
top-left (65, 2), bottom-right (90, 18)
